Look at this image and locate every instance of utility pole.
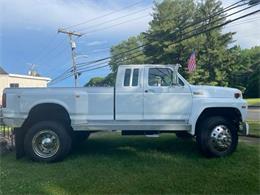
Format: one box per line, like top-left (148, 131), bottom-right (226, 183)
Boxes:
top-left (58, 28), bottom-right (82, 87)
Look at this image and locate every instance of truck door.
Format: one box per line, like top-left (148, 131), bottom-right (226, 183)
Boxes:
top-left (143, 67), bottom-right (192, 120)
top-left (116, 67), bottom-right (143, 120)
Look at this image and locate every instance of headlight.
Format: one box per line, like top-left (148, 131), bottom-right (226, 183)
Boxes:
top-left (234, 92), bottom-right (241, 99)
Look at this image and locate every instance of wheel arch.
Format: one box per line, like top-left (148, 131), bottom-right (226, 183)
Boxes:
top-left (195, 107), bottom-right (242, 136)
top-left (22, 103), bottom-right (71, 129)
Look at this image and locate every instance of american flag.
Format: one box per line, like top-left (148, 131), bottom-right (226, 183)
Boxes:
top-left (188, 51), bottom-right (196, 73)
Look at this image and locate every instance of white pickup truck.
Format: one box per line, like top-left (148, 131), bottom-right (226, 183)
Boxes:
top-left (1, 64), bottom-right (248, 162)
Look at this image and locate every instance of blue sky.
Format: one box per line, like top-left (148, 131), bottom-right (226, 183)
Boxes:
top-left (0, 0), bottom-right (259, 87)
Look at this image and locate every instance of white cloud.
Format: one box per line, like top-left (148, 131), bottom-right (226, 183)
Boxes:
top-left (0, 0), bottom-right (153, 34)
top-left (0, 0), bottom-right (258, 49)
top-left (224, 17), bottom-right (260, 48)
top-left (87, 40), bottom-right (108, 46)
top-left (222, 1), bottom-right (260, 48)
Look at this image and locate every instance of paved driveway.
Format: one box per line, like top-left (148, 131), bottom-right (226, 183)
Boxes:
top-left (248, 107), bottom-right (260, 121)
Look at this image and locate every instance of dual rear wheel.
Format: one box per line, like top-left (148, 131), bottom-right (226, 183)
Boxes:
top-left (24, 121), bottom-right (89, 162)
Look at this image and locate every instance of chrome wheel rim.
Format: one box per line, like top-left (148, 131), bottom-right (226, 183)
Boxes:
top-left (210, 125), bottom-right (232, 152)
top-left (32, 130), bottom-right (60, 158)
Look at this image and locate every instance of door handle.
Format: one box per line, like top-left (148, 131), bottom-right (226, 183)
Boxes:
top-left (145, 89), bottom-right (155, 93)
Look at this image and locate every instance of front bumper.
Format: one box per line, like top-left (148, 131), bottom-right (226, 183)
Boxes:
top-left (239, 122), bottom-right (249, 136)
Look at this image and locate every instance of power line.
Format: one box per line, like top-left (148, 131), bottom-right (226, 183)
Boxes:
top-left (77, 5), bottom-right (152, 32)
top-left (49, 1), bottom-right (257, 85)
top-left (78, 2), bottom-right (256, 68)
top-left (50, 0), bottom-right (248, 84)
top-left (63, 0), bottom-right (146, 30)
top-left (57, 29), bottom-right (82, 87)
top-left (50, 10), bottom-right (260, 86)
top-left (225, 15), bottom-right (260, 27)
top-left (81, 14), bottom-right (151, 35)
top-left (59, 0), bottom-right (248, 71)
top-left (80, 0), bottom-right (248, 35)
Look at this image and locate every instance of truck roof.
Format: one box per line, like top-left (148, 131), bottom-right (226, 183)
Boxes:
top-left (119, 64), bottom-right (179, 67)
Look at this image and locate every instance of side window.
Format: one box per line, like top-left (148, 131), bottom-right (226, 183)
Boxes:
top-left (148, 68), bottom-right (173, 87)
top-left (124, 69), bottom-right (131, 86)
top-left (132, 69), bottom-right (139, 86)
top-left (10, 83), bottom-right (19, 88)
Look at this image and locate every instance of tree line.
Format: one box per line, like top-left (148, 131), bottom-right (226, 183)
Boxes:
top-left (86, 0), bottom-right (260, 98)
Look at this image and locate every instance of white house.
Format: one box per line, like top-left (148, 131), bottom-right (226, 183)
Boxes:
top-left (0, 67), bottom-right (51, 105)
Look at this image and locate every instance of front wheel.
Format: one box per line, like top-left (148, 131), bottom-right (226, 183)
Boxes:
top-left (24, 121), bottom-right (72, 162)
top-left (196, 116), bottom-right (238, 157)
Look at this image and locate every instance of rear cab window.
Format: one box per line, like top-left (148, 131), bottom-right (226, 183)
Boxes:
top-left (124, 68), bottom-right (140, 87)
top-left (124, 69), bottom-right (131, 86)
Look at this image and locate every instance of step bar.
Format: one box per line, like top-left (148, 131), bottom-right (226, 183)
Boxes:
top-left (73, 120), bottom-right (191, 131)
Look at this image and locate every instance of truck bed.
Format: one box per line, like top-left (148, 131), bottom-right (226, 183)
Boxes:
top-left (3, 87), bottom-right (115, 127)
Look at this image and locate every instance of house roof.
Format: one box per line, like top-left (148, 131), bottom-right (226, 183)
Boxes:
top-left (0, 67), bottom-right (8, 74)
top-left (8, 74), bottom-right (51, 81)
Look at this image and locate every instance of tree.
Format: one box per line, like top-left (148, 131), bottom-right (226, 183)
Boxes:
top-left (109, 35), bottom-right (146, 72)
top-left (85, 77), bottom-right (105, 87)
top-left (143, 0), bottom-right (197, 78)
top-left (231, 46), bottom-right (260, 97)
top-left (85, 0), bottom-right (259, 95)
top-left (189, 0), bottom-right (236, 86)
top-left (85, 73), bottom-right (116, 87)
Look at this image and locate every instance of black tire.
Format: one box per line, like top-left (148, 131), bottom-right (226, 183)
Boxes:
top-left (175, 132), bottom-right (193, 139)
top-left (196, 116), bottom-right (238, 157)
top-left (24, 121), bottom-right (72, 162)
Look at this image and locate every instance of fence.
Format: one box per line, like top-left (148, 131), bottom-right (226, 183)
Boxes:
top-left (0, 124), bottom-right (15, 148)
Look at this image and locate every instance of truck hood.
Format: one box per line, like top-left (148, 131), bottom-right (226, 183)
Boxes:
top-left (190, 85), bottom-right (241, 98)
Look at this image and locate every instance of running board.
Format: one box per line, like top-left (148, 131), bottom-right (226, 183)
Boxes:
top-left (73, 120), bottom-right (191, 131)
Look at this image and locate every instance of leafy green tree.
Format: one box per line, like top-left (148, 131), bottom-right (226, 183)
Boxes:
top-left (109, 35), bottom-right (146, 72)
top-left (85, 77), bottom-right (105, 87)
top-left (190, 0), bottom-right (235, 86)
top-left (85, 73), bottom-right (116, 87)
top-left (232, 46), bottom-right (260, 97)
top-left (143, 0), bottom-right (196, 78)
top-left (85, 0), bottom-right (259, 96)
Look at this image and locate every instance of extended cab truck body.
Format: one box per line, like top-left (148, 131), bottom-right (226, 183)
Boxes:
top-left (1, 64), bottom-right (249, 162)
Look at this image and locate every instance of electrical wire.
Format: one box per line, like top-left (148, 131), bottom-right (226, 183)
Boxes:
top-left (77, 5), bottom-right (152, 32)
top-left (76, 2), bottom-right (257, 70)
top-left (49, 0), bottom-right (248, 84)
top-left (49, 0), bottom-right (258, 85)
top-left (51, 9), bottom-right (260, 85)
top-left (62, 0), bottom-right (146, 30)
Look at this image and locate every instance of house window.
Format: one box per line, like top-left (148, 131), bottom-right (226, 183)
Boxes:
top-left (10, 83), bottom-right (19, 88)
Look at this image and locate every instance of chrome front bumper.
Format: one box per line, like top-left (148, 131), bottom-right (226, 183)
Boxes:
top-left (239, 122), bottom-right (249, 136)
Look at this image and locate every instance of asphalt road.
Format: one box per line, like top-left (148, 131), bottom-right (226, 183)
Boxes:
top-left (248, 107), bottom-right (260, 121)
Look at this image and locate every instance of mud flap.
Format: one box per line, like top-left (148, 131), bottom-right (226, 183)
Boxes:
top-left (14, 128), bottom-right (25, 159)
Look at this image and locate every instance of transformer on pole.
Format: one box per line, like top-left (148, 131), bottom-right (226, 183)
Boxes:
top-left (58, 28), bottom-right (82, 87)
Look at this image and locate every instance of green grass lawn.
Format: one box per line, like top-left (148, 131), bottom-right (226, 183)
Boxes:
top-left (246, 98), bottom-right (260, 107)
top-left (1, 133), bottom-right (259, 195)
top-left (248, 121), bottom-right (260, 137)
